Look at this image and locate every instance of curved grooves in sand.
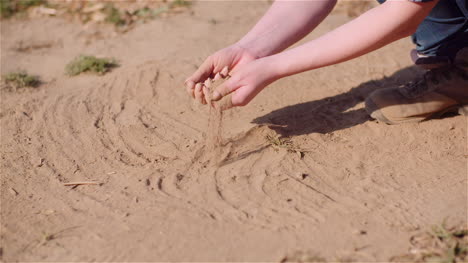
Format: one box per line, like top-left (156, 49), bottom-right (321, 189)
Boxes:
top-left (13, 61), bottom-right (406, 231)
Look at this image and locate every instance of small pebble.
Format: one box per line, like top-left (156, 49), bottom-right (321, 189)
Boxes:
top-left (9, 188), bottom-right (18, 196)
top-left (296, 151), bottom-right (304, 159)
top-left (37, 158), bottom-right (44, 167)
top-left (42, 209), bottom-right (55, 215)
top-left (353, 229), bottom-right (367, 235)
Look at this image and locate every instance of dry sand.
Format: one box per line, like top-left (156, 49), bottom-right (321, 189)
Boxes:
top-left (1, 1), bottom-right (467, 262)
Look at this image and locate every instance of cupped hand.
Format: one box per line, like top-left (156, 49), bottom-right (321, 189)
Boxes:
top-left (211, 57), bottom-right (279, 108)
top-left (185, 44), bottom-right (258, 104)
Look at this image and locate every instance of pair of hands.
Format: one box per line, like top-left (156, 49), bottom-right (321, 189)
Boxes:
top-left (184, 44), bottom-right (279, 108)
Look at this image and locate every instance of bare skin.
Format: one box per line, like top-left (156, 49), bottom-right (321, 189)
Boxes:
top-left (185, 0), bottom-right (439, 108)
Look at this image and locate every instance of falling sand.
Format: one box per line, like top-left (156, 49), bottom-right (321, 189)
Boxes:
top-left (206, 104), bottom-right (224, 164)
top-left (202, 72), bottom-right (232, 165)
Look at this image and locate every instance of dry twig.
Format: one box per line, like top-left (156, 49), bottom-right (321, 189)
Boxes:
top-left (63, 181), bottom-right (100, 186)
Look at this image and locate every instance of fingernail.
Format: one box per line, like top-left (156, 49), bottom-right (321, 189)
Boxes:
top-left (214, 73), bottom-right (221, 80)
top-left (212, 91), bottom-right (222, 101)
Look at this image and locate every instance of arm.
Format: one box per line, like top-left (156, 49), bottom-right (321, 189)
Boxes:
top-left (213, 0), bottom-right (439, 106)
top-left (238, 0), bottom-right (338, 58)
top-left (271, 0), bottom-right (439, 77)
top-left (185, 0), bottom-right (337, 102)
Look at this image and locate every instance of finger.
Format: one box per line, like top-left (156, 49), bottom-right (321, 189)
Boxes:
top-left (228, 65), bottom-right (242, 76)
top-left (231, 85), bottom-right (259, 107)
top-left (212, 78), bottom-right (238, 101)
top-left (194, 83), bottom-right (205, 104)
top-left (185, 80), bottom-right (196, 98)
top-left (186, 57), bottom-right (214, 85)
top-left (203, 78), bottom-right (212, 89)
top-left (213, 72), bottom-right (222, 81)
top-left (203, 79), bottom-right (212, 105)
top-left (231, 91), bottom-right (248, 107)
top-left (220, 66), bottom-right (229, 78)
top-left (202, 85), bottom-right (211, 106)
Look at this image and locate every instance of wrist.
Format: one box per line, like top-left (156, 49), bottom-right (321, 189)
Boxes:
top-left (234, 40), bottom-right (264, 59)
top-left (261, 55), bottom-right (288, 80)
top-left (258, 56), bottom-right (284, 82)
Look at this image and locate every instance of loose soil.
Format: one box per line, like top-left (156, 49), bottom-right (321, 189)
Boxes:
top-left (1, 1), bottom-right (466, 262)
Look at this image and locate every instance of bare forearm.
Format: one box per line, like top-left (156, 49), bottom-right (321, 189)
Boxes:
top-left (237, 0), bottom-right (337, 58)
top-left (270, 0), bottom-right (438, 78)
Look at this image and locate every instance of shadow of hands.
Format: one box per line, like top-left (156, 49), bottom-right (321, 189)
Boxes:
top-left (252, 66), bottom-right (424, 137)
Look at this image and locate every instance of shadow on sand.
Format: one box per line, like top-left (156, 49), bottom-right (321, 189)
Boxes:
top-left (252, 65), bottom-right (426, 137)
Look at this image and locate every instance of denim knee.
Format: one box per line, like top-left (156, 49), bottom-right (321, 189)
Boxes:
top-left (376, 0), bottom-right (467, 60)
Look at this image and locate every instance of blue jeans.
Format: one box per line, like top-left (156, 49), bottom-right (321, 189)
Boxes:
top-left (377, 0), bottom-right (467, 61)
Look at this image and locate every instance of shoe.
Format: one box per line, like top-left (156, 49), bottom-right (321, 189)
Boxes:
top-left (365, 48), bottom-right (468, 125)
top-left (410, 49), bottom-right (451, 69)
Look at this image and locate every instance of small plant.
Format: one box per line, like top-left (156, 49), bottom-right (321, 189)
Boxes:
top-left (265, 134), bottom-right (305, 158)
top-left (2, 71), bottom-right (40, 90)
top-left (280, 250), bottom-right (326, 263)
top-left (169, 0), bottom-right (192, 8)
top-left (104, 4), bottom-right (125, 26)
top-left (266, 134), bottom-right (293, 150)
top-left (134, 6), bottom-right (169, 20)
top-left (65, 55), bottom-right (118, 76)
top-left (1, 0), bottom-right (45, 18)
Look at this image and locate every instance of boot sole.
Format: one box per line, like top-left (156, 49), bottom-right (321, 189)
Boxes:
top-left (365, 97), bottom-right (467, 124)
top-left (458, 104), bottom-right (468, 116)
top-left (364, 96), bottom-right (395, 125)
top-left (430, 104), bottom-right (468, 120)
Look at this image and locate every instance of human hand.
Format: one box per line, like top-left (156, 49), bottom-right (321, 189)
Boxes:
top-left (211, 57), bottom-right (279, 108)
top-left (185, 44), bottom-right (258, 104)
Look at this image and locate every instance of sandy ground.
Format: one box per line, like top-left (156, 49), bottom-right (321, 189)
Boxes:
top-left (1, 1), bottom-right (467, 262)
